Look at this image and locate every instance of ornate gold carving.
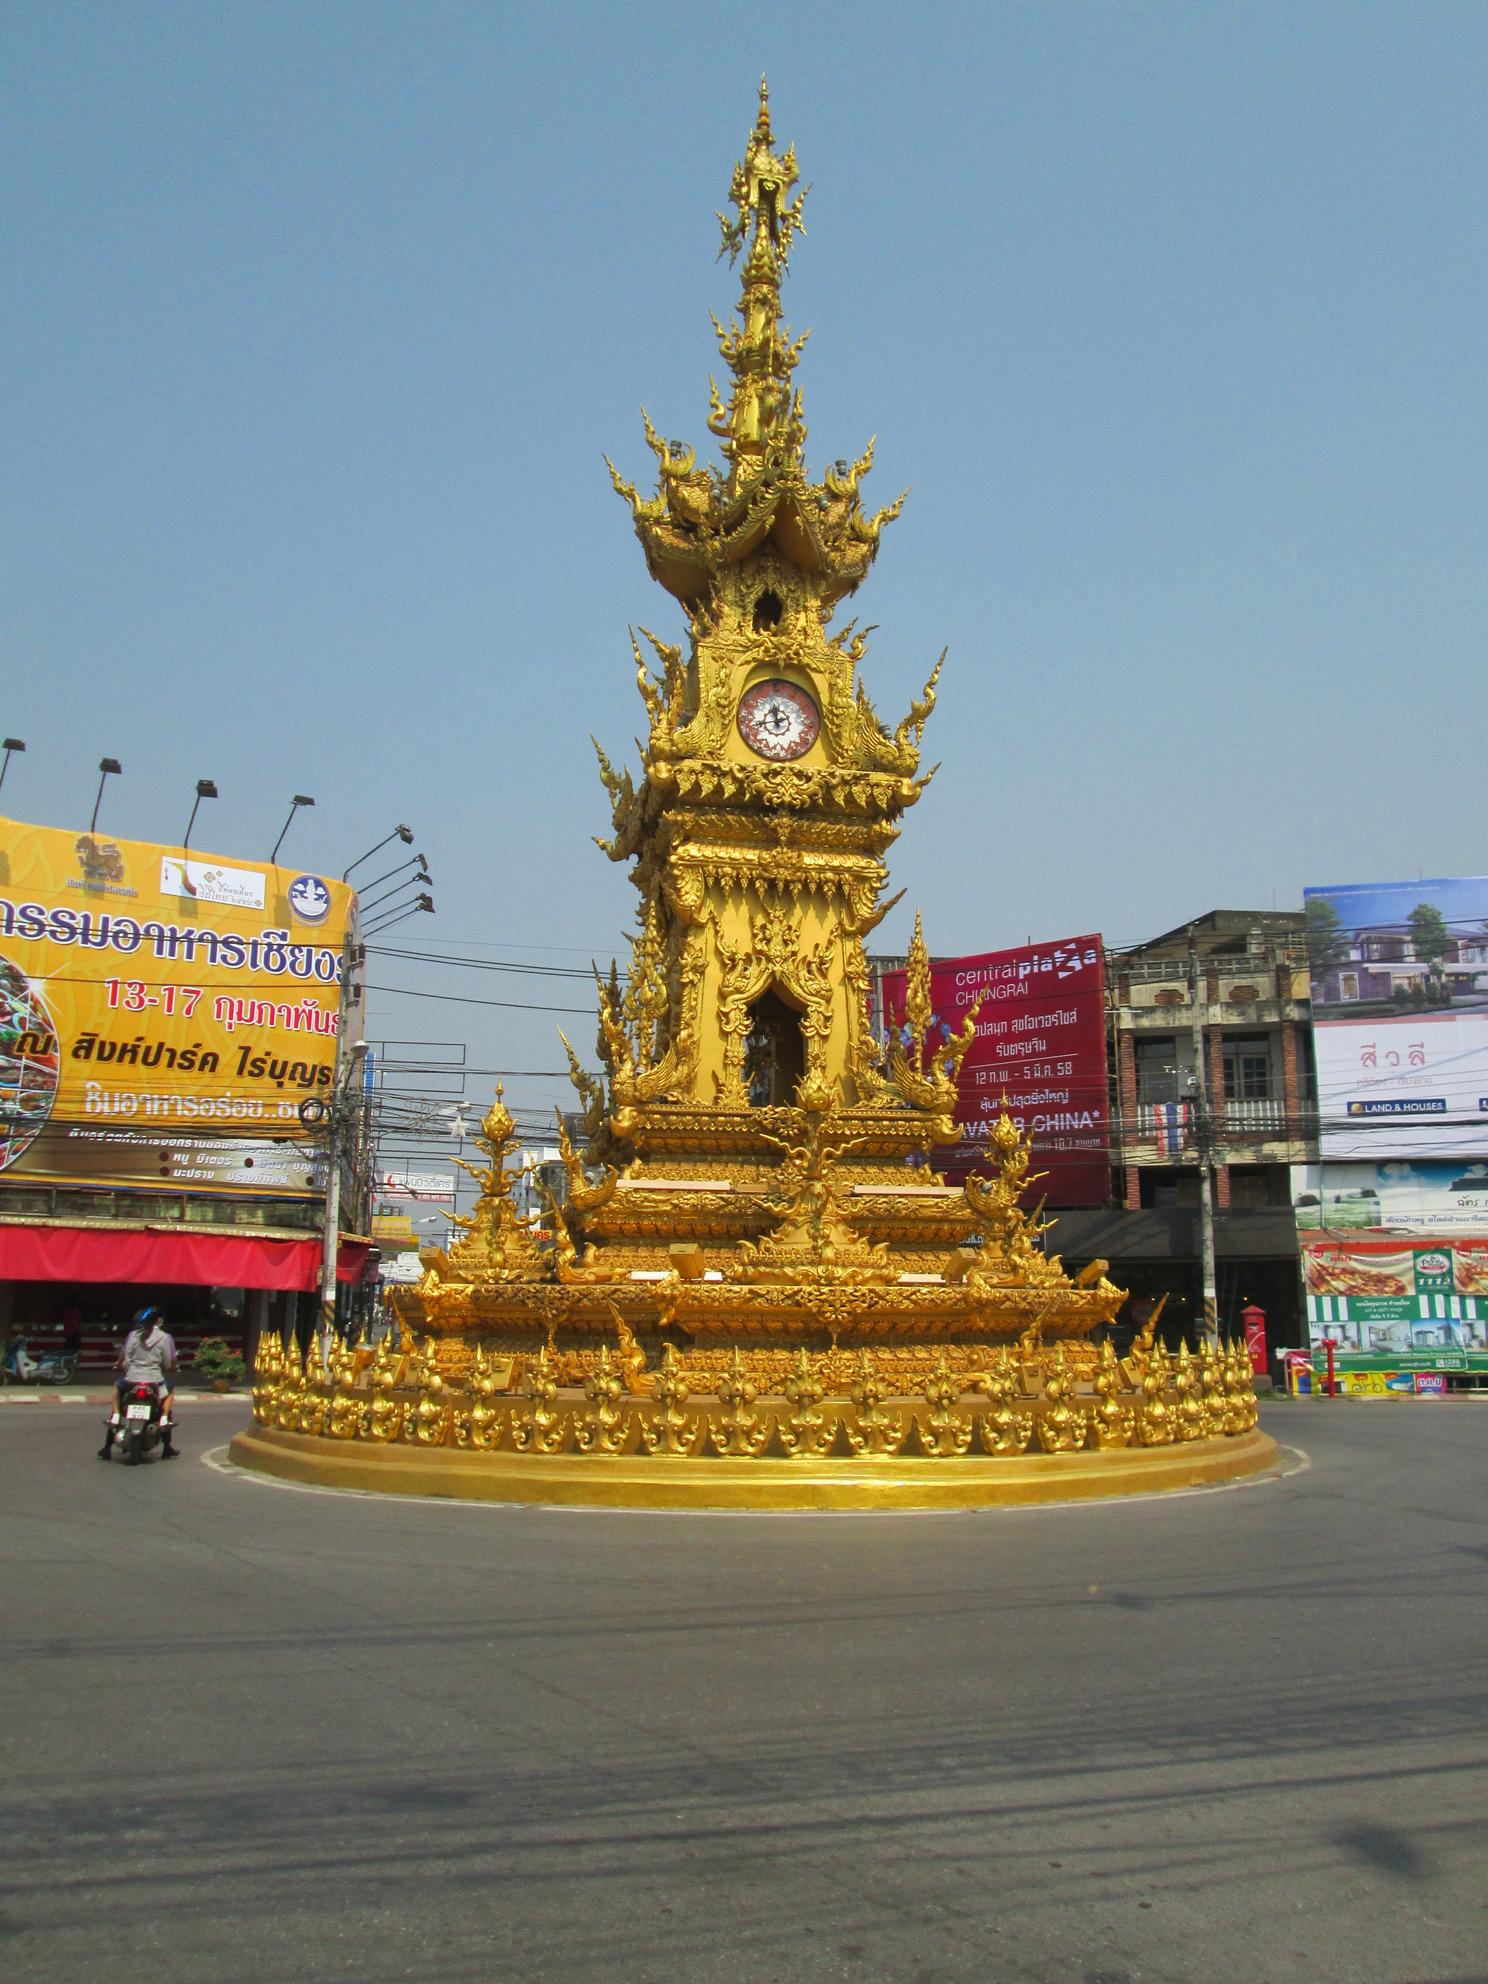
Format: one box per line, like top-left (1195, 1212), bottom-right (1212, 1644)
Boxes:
top-left (249, 1327), bottom-right (1262, 1477)
top-left (1091, 1340), bottom-right (1134, 1449)
top-left (977, 1351), bottom-right (1033, 1456)
top-left (512, 1348), bottom-right (565, 1455)
top-left (576, 1346), bottom-right (628, 1454)
top-left (1173, 1344), bottom-right (1206, 1442)
top-left (1035, 1348), bottom-right (1089, 1454)
top-left (1135, 1346), bottom-right (1175, 1447)
top-left (844, 1353), bottom-right (902, 1456)
top-left (710, 1347), bottom-right (770, 1456)
top-left (779, 1348), bottom-right (833, 1457)
top-left (639, 1345), bottom-right (696, 1455)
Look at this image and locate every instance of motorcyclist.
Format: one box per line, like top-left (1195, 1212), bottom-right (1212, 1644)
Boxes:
top-left (99, 1305), bottom-right (179, 1460)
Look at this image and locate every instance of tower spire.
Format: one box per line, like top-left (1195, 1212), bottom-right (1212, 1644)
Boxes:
top-left (605, 82), bottom-right (906, 612)
top-left (711, 75), bottom-right (809, 476)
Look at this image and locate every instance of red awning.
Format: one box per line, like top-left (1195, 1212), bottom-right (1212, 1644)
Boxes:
top-left (0, 1224), bottom-right (370, 1291)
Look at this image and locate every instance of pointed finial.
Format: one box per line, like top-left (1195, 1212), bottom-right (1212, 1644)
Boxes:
top-left (905, 911), bottom-right (933, 1058)
top-left (481, 1082), bottom-right (515, 1154)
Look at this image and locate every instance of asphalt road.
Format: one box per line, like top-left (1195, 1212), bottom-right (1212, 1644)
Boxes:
top-left (2, 1401), bottom-right (1486, 1984)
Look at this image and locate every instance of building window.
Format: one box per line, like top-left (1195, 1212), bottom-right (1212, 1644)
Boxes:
top-left (1134, 1036), bottom-right (1181, 1104)
top-left (1227, 1164), bottom-right (1289, 1208)
top-left (1139, 1168), bottom-right (1200, 1210)
top-left (1339, 972), bottom-right (1359, 1000)
top-left (1222, 1034), bottom-right (1272, 1101)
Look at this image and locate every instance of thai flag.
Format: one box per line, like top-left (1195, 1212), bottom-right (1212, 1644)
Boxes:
top-left (1153, 1103), bottom-right (1187, 1155)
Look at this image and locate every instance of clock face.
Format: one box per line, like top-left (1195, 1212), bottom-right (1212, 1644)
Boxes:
top-left (736, 678), bottom-right (821, 762)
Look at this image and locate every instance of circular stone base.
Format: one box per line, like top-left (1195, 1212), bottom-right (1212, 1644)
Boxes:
top-left (226, 1423), bottom-right (1282, 1511)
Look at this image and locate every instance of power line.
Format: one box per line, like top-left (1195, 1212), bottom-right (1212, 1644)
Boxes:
top-left (365, 981), bottom-right (593, 1015)
top-left (366, 945), bottom-right (605, 982)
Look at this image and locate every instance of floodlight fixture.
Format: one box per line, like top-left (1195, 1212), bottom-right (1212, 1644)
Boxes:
top-left (270, 793), bottom-right (316, 864)
top-left (90, 758), bottom-right (122, 834)
top-left (183, 778), bottom-right (218, 853)
top-left (362, 893), bottom-right (435, 937)
top-left (359, 866), bottom-right (434, 915)
top-left (343, 824), bottom-right (414, 882)
top-left (357, 853), bottom-right (427, 897)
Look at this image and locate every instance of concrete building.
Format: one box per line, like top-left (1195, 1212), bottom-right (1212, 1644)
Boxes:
top-left (871, 909), bottom-right (1319, 1349)
top-left (1060, 910), bottom-right (1314, 1346)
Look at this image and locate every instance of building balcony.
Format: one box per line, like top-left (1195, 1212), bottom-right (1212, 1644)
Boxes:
top-left (1118, 1097), bottom-right (1313, 1161)
top-left (1218, 1097), bottom-right (1288, 1134)
top-left (1117, 997), bottom-right (1292, 1029)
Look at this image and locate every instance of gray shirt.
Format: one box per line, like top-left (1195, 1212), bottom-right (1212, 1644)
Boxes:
top-left (121, 1325), bottom-right (176, 1385)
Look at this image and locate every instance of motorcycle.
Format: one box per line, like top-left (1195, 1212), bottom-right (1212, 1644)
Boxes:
top-left (102, 1381), bottom-right (167, 1465)
top-left (3, 1335), bottom-right (79, 1385)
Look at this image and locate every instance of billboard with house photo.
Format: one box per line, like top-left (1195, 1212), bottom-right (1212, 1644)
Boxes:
top-left (1305, 875), bottom-right (1488, 1160)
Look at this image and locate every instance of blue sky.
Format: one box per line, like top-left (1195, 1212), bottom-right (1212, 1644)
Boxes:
top-left (4, 2), bottom-right (1486, 1140)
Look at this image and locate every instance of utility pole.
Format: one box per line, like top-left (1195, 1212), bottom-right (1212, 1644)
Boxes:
top-left (316, 928), bottom-right (366, 1367)
top-left (1188, 938), bottom-right (1219, 1346)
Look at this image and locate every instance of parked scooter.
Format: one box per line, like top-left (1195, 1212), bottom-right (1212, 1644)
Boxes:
top-left (99, 1381), bottom-right (170, 1465)
top-left (2, 1335), bottom-right (78, 1385)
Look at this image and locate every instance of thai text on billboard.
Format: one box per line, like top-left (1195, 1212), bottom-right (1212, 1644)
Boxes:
top-left (377, 1167), bottom-right (457, 1203)
top-left (879, 934), bottom-right (1109, 1202)
top-left (1301, 1235), bottom-right (1488, 1351)
top-left (1305, 875), bottom-right (1488, 1159)
top-left (0, 815), bottom-right (357, 1196)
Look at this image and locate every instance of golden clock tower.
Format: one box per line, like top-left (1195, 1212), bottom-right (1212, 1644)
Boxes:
top-left (588, 81), bottom-right (947, 1172)
top-left (233, 85), bottom-right (1272, 1509)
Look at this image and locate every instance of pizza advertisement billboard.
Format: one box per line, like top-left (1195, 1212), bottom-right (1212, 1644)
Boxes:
top-left (0, 815), bottom-right (357, 1197)
top-left (1301, 1235), bottom-right (1488, 1351)
top-left (1305, 874), bottom-right (1488, 1160)
top-left (878, 935), bottom-right (1109, 1203)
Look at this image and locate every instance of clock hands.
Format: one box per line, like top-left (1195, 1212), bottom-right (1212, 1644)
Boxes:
top-left (737, 678), bottom-right (821, 760)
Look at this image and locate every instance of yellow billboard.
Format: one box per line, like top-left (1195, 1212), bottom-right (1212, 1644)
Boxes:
top-left (0, 815), bottom-right (358, 1196)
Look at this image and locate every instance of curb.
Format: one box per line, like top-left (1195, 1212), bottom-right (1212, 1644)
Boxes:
top-left (0, 1391), bottom-right (249, 1406)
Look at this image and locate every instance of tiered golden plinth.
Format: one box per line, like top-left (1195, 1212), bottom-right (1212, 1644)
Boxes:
top-left (228, 1320), bottom-right (1277, 1510)
top-left (231, 87), bottom-right (1280, 1510)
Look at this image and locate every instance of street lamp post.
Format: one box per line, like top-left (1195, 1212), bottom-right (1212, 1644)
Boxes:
top-left (0, 737), bottom-right (26, 794)
top-left (270, 793), bottom-right (316, 864)
top-left (343, 824), bottom-right (413, 883)
top-left (89, 757), bottom-right (122, 834)
top-left (1188, 939), bottom-right (1219, 1346)
top-left (359, 866), bottom-right (433, 917)
top-left (182, 778), bottom-right (218, 853)
top-left (354, 853), bottom-right (428, 899)
top-left (448, 1106), bottom-right (469, 1240)
top-left (316, 929), bottom-right (367, 1366)
top-left (362, 892), bottom-right (434, 937)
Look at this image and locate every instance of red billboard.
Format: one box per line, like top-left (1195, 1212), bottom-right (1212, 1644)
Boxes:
top-left (879, 935), bottom-right (1110, 1203)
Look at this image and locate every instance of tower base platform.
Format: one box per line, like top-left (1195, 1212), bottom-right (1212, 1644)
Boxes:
top-left (227, 1423), bottom-right (1282, 1512)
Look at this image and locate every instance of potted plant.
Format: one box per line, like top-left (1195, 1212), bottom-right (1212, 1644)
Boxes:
top-left (194, 1336), bottom-right (246, 1393)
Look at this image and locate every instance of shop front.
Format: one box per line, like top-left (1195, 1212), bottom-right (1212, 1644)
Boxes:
top-left (0, 1214), bottom-right (372, 1376)
top-left (1, 813), bottom-right (364, 1379)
